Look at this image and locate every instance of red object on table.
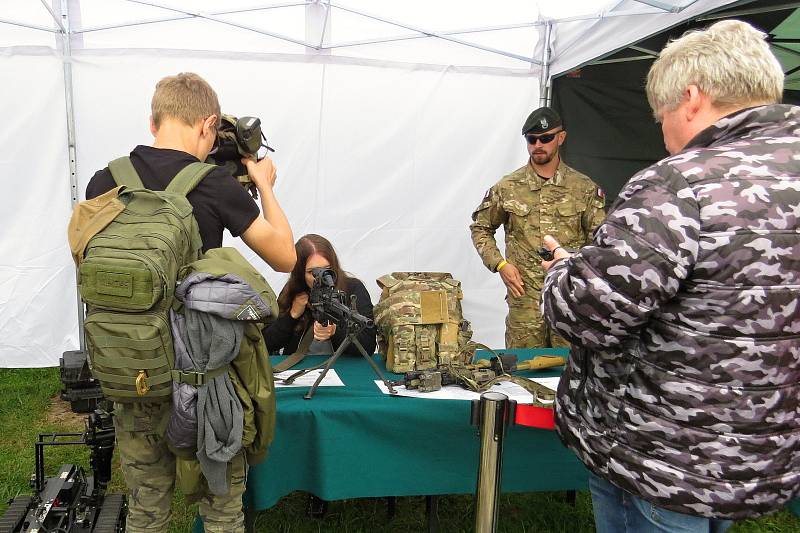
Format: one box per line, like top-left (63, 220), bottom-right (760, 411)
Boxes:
top-left (514, 404), bottom-right (555, 430)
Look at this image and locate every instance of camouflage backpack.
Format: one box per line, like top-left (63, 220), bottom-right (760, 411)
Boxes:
top-left (373, 272), bottom-right (474, 373)
top-left (69, 157), bottom-right (215, 402)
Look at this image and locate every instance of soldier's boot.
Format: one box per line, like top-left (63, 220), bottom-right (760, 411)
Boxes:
top-left (307, 494), bottom-right (329, 518)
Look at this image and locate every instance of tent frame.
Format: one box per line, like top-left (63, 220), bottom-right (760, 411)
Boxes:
top-left (54, 0), bottom-right (85, 350)
top-left (3, 0), bottom-right (710, 354)
top-left (583, 0), bottom-right (800, 68)
top-left (6, 1), bottom-right (704, 66)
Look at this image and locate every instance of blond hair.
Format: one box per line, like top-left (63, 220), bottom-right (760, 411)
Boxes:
top-left (151, 72), bottom-right (221, 128)
top-left (646, 20), bottom-right (784, 117)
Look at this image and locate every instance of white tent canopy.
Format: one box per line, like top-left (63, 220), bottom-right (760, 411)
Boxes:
top-left (1, 0), bottom-right (735, 367)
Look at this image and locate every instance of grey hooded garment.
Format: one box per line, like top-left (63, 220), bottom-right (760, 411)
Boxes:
top-left (167, 270), bottom-right (275, 496)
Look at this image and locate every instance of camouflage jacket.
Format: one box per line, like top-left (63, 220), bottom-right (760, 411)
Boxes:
top-left (541, 104), bottom-right (800, 519)
top-left (470, 161), bottom-right (604, 289)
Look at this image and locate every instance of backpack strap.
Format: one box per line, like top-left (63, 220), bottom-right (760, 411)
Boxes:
top-left (171, 365), bottom-right (230, 387)
top-left (108, 157), bottom-right (144, 188)
top-left (167, 162), bottom-right (216, 197)
top-left (271, 325), bottom-right (314, 373)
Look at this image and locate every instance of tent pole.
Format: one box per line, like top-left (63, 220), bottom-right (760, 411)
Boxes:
top-left (539, 21), bottom-right (552, 107)
top-left (698, 2), bottom-right (800, 21)
top-left (124, 0), bottom-right (312, 49)
top-left (0, 18), bottom-right (57, 32)
top-left (59, 0), bottom-right (85, 351)
top-left (329, 2), bottom-right (541, 65)
top-left (77, 3), bottom-right (306, 35)
top-left (326, 22), bottom-right (538, 50)
top-left (632, 0), bottom-right (685, 12)
top-left (306, 0), bottom-right (331, 54)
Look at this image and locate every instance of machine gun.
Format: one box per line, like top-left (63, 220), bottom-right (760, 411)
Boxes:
top-left (283, 267), bottom-right (396, 399)
top-left (393, 353), bottom-right (565, 407)
top-left (0, 409), bottom-right (126, 533)
top-left (309, 267), bottom-right (373, 331)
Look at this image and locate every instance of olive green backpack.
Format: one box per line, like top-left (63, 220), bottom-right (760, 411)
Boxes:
top-left (373, 272), bottom-right (475, 373)
top-left (73, 157), bottom-right (215, 402)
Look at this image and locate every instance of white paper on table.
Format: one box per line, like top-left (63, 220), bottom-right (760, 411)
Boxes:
top-left (529, 376), bottom-right (560, 391)
top-left (274, 369), bottom-right (345, 388)
top-left (374, 376), bottom-right (558, 405)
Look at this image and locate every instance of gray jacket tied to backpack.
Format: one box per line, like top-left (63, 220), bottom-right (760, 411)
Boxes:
top-left (166, 247), bottom-right (277, 496)
top-left (542, 104), bottom-right (800, 519)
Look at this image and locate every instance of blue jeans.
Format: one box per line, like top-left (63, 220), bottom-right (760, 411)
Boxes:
top-left (589, 473), bottom-right (733, 533)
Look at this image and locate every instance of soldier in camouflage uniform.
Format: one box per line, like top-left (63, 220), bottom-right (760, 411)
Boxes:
top-left (540, 21), bottom-right (799, 531)
top-left (470, 107), bottom-right (605, 348)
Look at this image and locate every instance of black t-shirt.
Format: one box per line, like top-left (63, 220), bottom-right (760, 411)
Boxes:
top-left (85, 145), bottom-right (260, 251)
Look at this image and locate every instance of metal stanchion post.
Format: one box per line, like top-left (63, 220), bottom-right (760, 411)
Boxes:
top-left (471, 391), bottom-right (514, 533)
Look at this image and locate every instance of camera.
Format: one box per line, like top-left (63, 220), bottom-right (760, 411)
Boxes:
top-left (536, 246), bottom-right (575, 261)
top-left (206, 113), bottom-right (274, 200)
top-left (537, 247), bottom-right (555, 261)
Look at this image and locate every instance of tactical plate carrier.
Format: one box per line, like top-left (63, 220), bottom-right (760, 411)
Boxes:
top-left (374, 272), bottom-right (474, 373)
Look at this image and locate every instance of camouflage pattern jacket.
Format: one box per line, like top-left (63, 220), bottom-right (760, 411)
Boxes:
top-left (541, 105), bottom-right (800, 519)
top-left (471, 161), bottom-right (604, 290)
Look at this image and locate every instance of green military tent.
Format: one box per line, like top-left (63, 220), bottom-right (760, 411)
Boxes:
top-left (553, 0), bottom-right (800, 204)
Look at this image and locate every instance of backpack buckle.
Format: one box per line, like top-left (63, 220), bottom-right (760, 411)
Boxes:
top-left (172, 370), bottom-right (206, 387)
top-left (135, 370), bottom-right (150, 396)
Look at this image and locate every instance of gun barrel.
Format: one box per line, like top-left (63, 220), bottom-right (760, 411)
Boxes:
top-left (327, 298), bottom-right (373, 328)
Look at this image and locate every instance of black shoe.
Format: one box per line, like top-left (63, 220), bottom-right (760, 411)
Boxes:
top-left (306, 494), bottom-right (329, 518)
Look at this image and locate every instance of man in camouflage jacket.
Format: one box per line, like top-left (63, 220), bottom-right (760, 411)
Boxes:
top-left (470, 107), bottom-right (605, 348)
top-left (540, 21), bottom-right (799, 531)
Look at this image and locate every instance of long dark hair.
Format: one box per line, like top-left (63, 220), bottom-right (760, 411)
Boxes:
top-left (277, 234), bottom-right (350, 330)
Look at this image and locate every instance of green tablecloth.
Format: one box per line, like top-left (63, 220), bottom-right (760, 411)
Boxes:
top-left (789, 499), bottom-right (800, 516)
top-left (245, 348), bottom-right (588, 511)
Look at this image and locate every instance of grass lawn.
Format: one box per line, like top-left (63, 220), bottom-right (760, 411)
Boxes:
top-left (1, 368), bottom-right (798, 532)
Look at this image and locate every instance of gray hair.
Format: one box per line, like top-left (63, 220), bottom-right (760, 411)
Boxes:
top-left (646, 20), bottom-right (784, 117)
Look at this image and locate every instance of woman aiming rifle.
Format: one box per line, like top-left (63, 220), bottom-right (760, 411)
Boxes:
top-left (263, 233), bottom-right (377, 357)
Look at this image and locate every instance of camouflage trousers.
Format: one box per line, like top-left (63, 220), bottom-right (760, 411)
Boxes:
top-left (505, 289), bottom-right (569, 349)
top-left (113, 402), bottom-right (246, 533)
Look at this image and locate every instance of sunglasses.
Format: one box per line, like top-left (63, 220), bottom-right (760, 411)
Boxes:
top-left (525, 130), bottom-right (562, 145)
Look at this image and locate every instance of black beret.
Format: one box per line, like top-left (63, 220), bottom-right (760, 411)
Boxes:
top-left (522, 107), bottom-right (563, 135)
